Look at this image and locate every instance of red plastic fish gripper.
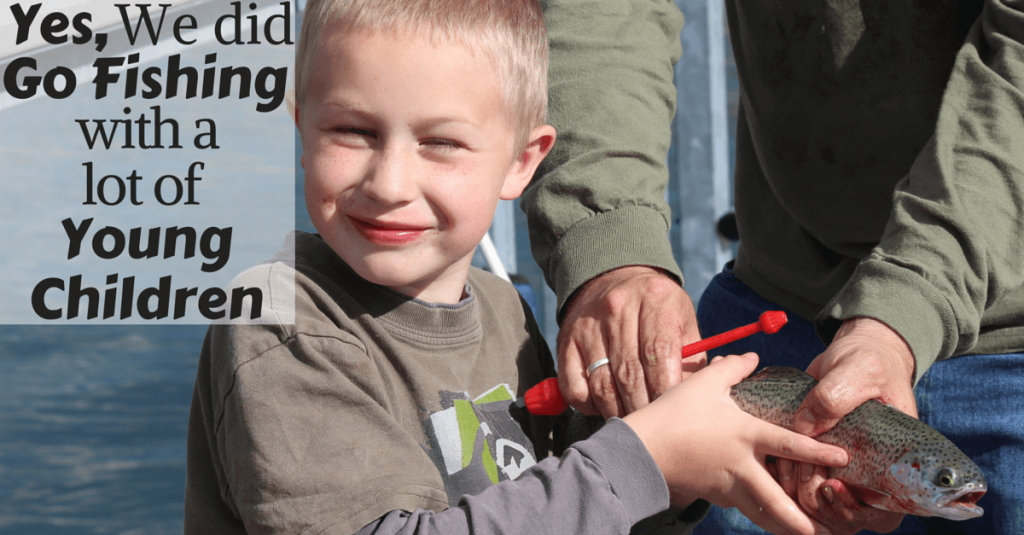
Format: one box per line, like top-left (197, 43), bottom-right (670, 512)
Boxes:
top-left (523, 310), bottom-right (788, 415)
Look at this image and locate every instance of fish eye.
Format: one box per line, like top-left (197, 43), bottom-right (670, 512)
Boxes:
top-left (935, 467), bottom-right (959, 488)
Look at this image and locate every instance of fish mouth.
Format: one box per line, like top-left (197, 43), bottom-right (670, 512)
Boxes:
top-left (936, 486), bottom-right (986, 519)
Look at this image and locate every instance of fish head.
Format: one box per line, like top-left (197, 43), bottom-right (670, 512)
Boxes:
top-left (880, 444), bottom-right (987, 520)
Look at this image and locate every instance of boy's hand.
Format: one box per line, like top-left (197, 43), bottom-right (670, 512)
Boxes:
top-left (557, 265), bottom-right (706, 418)
top-left (777, 317), bottom-right (915, 533)
top-left (624, 353), bottom-right (848, 535)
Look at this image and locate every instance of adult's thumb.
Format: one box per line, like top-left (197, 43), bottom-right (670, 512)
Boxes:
top-left (793, 376), bottom-right (853, 436)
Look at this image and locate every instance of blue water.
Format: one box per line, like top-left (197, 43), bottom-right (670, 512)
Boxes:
top-left (0, 113), bottom-right (310, 534)
top-left (0, 2), bottom-right (300, 529)
top-left (0, 325), bottom-right (205, 534)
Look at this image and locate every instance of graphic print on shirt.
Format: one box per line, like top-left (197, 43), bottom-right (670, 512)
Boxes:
top-left (422, 384), bottom-right (537, 506)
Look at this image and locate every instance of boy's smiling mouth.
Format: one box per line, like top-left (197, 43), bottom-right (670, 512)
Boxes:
top-left (349, 216), bottom-right (431, 246)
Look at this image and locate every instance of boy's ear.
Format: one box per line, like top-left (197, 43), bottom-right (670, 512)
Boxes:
top-left (500, 124), bottom-right (557, 200)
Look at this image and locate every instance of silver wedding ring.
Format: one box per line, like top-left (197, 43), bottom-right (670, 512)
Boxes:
top-left (586, 358), bottom-right (610, 376)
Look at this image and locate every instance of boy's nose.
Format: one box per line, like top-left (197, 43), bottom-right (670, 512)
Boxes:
top-left (362, 146), bottom-right (419, 205)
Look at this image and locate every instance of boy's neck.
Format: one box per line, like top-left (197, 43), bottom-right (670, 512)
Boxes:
top-left (381, 256), bottom-right (474, 305)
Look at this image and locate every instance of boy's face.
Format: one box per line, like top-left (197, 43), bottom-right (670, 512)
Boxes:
top-left (298, 28), bottom-right (553, 303)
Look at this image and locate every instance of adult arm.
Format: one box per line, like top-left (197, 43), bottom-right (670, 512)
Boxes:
top-left (802, 0), bottom-right (1024, 444)
top-left (812, 0), bottom-right (1024, 400)
top-left (793, 2), bottom-right (1024, 530)
top-left (524, 0), bottom-right (704, 418)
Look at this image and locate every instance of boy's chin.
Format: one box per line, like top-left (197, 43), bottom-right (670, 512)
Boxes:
top-left (350, 257), bottom-right (446, 291)
top-left (347, 257), bottom-right (468, 303)
top-left (347, 258), bottom-right (415, 287)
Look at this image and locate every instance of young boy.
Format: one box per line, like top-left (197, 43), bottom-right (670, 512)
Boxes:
top-left (184, 1), bottom-right (848, 533)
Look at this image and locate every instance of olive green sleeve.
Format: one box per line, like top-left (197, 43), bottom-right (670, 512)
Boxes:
top-left (522, 0), bottom-right (685, 318)
top-left (818, 0), bottom-right (1024, 381)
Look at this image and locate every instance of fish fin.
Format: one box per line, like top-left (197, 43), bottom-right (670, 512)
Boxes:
top-left (846, 483), bottom-right (935, 516)
top-left (845, 483), bottom-right (892, 507)
top-left (748, 366), bottom-right (815, 385)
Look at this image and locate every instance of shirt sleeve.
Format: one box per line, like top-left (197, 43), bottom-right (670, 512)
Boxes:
top-left (350, 419), bottom-right (710, 535)
top-left (817, 0), bottom-right (1024, 380)
top-left (522, 0), bottom-right (686, 317)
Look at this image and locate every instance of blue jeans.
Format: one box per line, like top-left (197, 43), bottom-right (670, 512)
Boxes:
top-left (691, 267), bottom-right (1024, 535)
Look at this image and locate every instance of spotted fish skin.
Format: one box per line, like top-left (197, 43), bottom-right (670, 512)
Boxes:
top-left (730, 366), bottom-right (986, 520)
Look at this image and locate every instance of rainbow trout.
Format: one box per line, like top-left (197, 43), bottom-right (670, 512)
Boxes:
top-left (730, 366), bottom-right (986, 520)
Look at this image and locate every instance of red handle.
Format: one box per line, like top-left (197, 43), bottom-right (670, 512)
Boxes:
top-left (524, 310), bottom-right (788, 415)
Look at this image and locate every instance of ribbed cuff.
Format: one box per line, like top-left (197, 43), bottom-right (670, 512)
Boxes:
top-left (551, 206), bottom-right (682, 320)
top-left (816, 257), bottom-right (958, 383)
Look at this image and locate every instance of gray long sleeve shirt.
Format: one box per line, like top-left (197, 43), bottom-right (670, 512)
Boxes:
top-left (185, 233), bottom-right (707, 534)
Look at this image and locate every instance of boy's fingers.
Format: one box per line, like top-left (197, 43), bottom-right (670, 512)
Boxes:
top-left (742, 469), bottom-right (833, 535)
top-left (756, 423), bottom-right (849, 468)
top-left (703, 352), bottom-right (760, 386)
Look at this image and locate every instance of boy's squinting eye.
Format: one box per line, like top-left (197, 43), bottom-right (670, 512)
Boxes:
top-left (422, 138), bottom-right (465, 150)
top-left (332, 127), bottom-right (377, 147)
top-left (335, 127), bottom-right (376, 138)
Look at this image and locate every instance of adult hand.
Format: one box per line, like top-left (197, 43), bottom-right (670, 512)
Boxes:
top-left (778, 317), bottom-right (917, 534)
top-left (557, 265), bottom-right (705, 418)
top-left (624, 353), bottom-right (849, 535)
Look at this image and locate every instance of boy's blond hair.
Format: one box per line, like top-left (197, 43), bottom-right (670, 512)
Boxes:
top-left (296, 0), bottom-right (548, 151)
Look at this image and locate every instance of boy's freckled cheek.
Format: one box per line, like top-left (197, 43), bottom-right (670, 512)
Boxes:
top-left (319, 195), bottom-right (337, 214)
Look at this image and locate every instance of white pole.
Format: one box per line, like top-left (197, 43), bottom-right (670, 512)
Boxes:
top-left (479, 232), bottom-right (511, 282)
